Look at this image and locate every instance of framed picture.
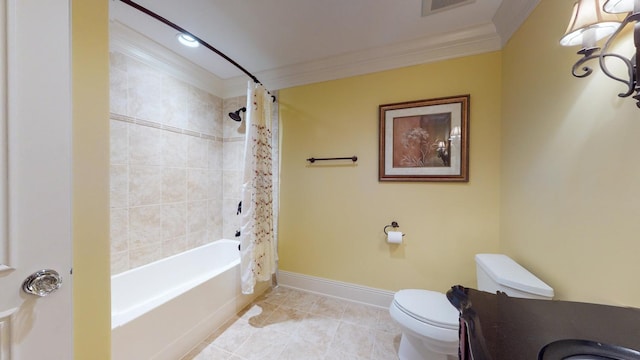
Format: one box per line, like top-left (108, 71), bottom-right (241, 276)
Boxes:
top-left (379, 95), bottom-right (469, 182)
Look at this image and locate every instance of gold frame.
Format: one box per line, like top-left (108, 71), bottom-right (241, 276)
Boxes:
top-left (378, 95), bottom-right (469, 182)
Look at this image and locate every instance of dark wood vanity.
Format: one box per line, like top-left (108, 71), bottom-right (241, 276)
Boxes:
top-left (446, 285), bottom-right (640, 359)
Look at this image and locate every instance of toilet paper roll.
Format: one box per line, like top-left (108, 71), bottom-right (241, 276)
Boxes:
top-left (387, 231), bottom-right (403, 244)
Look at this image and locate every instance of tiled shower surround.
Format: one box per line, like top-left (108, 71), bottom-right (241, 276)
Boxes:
top-left (109, 51), bottom-right (247, 274)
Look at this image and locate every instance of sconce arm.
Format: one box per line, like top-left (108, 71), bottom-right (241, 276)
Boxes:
top-left (571, 13), bottom-right (640, 106)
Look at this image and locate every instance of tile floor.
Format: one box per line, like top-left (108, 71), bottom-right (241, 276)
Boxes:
top-left (181, 286), bottom-right (402, 360)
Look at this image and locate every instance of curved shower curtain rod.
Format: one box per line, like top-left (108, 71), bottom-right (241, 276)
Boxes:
top-left (119, 0), bottom-right (276, 101)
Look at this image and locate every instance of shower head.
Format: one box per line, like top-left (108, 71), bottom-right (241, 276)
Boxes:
top-left (228, 107), bottom-right (246, 122)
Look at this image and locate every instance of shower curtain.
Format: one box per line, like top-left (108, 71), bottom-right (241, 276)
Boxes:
top-left (240, 81), bottom-right (277, 295)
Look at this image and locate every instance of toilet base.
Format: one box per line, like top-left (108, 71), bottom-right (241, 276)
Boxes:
top-left (398, 333), bottom-right (457, 360)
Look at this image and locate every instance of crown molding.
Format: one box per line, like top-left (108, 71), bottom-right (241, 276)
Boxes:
top-left (492, 0), bottom-right (540, 46)
top-left (109, 20), bottom-right (226, 98)
top-left (223, 22), bottom-right (501, 97)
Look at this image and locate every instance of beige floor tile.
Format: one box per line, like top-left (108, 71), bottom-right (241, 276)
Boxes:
top-left (371, 330), bottom-right (401, 360)
top-left (279, 336), bottom-right (327, 360)
top-left (261, 305), bottom-right (305, 334)
top-left (259, 286), bottom-right (294, 306)
top-left (323, 348), bottom-right (369, 360)
top-left (329, 322), bottom-right (375, 358)
top-left (375, 308), bottom-right (401, 334)
top-left (294, 314), bottom-right (339, 348)
top-left (309, 296), bottom-right (348, 319)
top-left (284, 289), bottom-right (323, 312)
top-left (185, 287), bottom-right (402, 360)
top-left (191, 344), bottom-right (234, 360)
top-left (341, 302), bottom-right (380, 328)
top-left (234, 328), bottom-right (289, 360)
top-left (240, 302), bottom-right (279, 327)
top-left (212, 319), bottom-right (257, 353)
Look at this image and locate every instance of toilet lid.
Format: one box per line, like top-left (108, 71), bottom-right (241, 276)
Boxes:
top-left (393, 289), bottom-right (459, 330)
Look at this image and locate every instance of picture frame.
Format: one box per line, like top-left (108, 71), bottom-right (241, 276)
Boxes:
top-left (379, 95), bottom-right (469, 182)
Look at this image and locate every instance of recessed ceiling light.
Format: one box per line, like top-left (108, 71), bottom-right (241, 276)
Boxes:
top-left (177, 33), bottom-right (199, 48)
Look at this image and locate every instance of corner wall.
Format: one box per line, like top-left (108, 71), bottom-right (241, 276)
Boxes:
top-left (501, 0), bottom-right (640, 306)
top-left (278, 52), bottom-right (502, 293)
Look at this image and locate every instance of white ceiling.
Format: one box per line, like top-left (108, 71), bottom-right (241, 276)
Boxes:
top-left (109, 0), bottom-right (540, 96)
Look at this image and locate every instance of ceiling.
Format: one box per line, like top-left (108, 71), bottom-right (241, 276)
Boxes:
top-left (109, 0), bottom-right (540, 95)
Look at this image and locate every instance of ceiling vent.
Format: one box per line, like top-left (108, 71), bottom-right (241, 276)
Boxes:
top-left (421, 0), bottom-right (476, 16)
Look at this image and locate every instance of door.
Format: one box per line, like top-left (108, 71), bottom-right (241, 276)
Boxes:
top-left (0, 0), bottom-right (73, 359)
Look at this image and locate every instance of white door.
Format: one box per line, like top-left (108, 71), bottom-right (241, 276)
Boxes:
top-left (0, 0), bottom-right (73, 359)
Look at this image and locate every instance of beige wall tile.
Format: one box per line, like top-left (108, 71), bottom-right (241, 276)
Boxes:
top-left (163, 131), bottom-right (188, 168)
top-left (129, 244), bottom-right (163, 269)
top-left (110, 251), bottom-right (129, 275)
top-left (129, 205), bottom-right (162, 248)
top-left (109, 51), bottom-right (239, 274)
top-left (162, 167), bottom-right (187, 203)
top-left (110, 164), bottom-right (128, 208)
top-left (210, 97), bottom-right (223, 137)
top-left (127, 59), bottom-right (164, 123)
top-left (162, 76), bottom-right (189, 129)
top-left (110, 119), bottom-right (128, 165)
top-left (110, 66), bottom-right (128, 116)
top-left (188, 200), bottom-right (208, 234)
top-left (223, 170), bottom-right (242, 200)
top-left (162, 236), bottom-right (187, 258)
top-left (208, 139), bottom-right (223, 170)
top-left (162, 202), bottom-right (187, 239)
top-left (188, 169), bottom-right (209, 201)
top-left (223, 141), bottom-right (244, 171)
top-left (187, 230), bottom-right (208, 248)
top-left (209, 170), bottom-right (223, 200)
top-left (129, 123), bottom-right (164, 166)
top-left (188, 136), bottom-right (208, 169)
top-left (188, 98), bottom-right (208, 134)
top-left (110, 208), bottom-right (129, 253)
top-left (129, 166), bottom-right (162, 207)
top-left (208, 199), bottom-right (223, 240)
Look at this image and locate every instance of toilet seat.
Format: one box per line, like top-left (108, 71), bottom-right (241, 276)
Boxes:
top-left (393, 289), bottom-right (459, 330)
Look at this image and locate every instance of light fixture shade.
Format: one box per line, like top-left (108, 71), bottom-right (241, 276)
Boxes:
top-left (560, 0), bottom-right (622, 47)
top-left (603, 0), bottom-right (634, 13)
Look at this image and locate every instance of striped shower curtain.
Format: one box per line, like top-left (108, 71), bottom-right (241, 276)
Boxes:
top-left (240, 81), bottom-right (277, 294)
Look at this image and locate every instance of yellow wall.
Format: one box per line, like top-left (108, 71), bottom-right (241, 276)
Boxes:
top-left (72, 1), bottom-right (111, 358)
top-left (278, 53), bottom-right (502, 293)
top-left (501, 0), bottom-right (640, 306)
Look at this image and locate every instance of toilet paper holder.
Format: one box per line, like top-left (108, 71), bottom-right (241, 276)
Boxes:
top-left (383, 221), bottom-right (405, 236)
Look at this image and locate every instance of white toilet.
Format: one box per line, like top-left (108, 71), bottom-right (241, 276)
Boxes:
top-left (389, 254), bottom-right (555, 360)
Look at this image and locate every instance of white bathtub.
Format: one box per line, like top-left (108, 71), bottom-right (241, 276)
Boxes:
top-left (111, 239), bottom-right (268, 360)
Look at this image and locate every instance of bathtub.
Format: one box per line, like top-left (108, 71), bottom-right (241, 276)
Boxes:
top-left (111, 239), bottom-right (269, 360)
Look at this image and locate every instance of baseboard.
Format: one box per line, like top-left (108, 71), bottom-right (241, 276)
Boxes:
top-left (277, 271), bottom-right (395, 309)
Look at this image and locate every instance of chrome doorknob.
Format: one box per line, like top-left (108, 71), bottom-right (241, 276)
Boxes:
top-left (22, 269), bottom-right (62, 297)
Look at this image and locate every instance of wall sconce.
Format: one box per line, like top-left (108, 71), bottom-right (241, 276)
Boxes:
top-left (560, 0), bottom-right (640, 107)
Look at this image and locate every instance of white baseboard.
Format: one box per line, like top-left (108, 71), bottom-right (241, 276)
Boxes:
top-left (277, 271), bottom-right (395, 309)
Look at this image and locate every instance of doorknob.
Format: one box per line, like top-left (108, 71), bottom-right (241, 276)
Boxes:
top-left (22, 269), bottom-right (62, 297)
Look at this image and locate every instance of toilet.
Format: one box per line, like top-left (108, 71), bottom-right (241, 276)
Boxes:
top-left (389, 254), bottom-right (555, 360)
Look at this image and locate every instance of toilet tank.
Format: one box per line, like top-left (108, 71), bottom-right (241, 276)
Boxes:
top-left (475, 254), bottom-right (554, 300)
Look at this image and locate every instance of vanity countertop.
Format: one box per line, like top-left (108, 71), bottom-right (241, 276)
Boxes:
top-left (446, 285), bottom-right (640, 360)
